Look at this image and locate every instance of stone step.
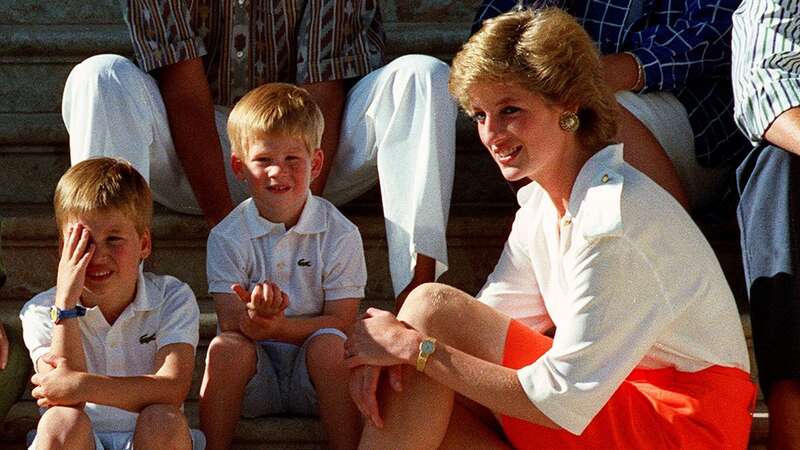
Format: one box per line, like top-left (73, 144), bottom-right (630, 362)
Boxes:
top-left (0, 204), bottom-right (514, 304)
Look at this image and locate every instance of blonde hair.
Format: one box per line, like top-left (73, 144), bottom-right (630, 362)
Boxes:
top-left (450, 8), bottom-right (617, 153)
top-left (227, 83), bottom-right (325, 159)
top-left (54, 158), bottom-right (152, 235)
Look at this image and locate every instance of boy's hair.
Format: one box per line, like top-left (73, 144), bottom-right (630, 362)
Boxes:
top-left (227, 83), bottom-right (325, 159)
top-left (450, 8), bottom-right (618, 153)
top-left (54, 158), bottom-right (152, 235)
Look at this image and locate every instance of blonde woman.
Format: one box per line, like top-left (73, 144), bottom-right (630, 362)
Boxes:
top-left (344, 9), bottom-right (754, 449)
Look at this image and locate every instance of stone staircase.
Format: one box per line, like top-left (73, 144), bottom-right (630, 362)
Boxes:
top-left (0, 0), bottom-right (767, 448)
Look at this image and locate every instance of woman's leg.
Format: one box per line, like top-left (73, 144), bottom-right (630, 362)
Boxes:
top-left (358, 283), bottom-right (513, 449)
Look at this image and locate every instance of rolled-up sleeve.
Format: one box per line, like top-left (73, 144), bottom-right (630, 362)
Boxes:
top-left (517, 235), bottom-right (674, 434)
top-left (123, 0), bottom-right (206, 72)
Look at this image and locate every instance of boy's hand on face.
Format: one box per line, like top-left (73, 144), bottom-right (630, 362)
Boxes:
top-left (31, 353), bottom-right (86, 408)
top-left (232, 282), bottom-right (289, 319)
top-left (56, 224), bottom-right (94, 308)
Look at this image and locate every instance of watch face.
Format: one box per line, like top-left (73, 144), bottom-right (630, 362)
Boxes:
top-left (421, 340), bottom-right (435, 354)
top-left (50, 306), bottom-right (59, 323)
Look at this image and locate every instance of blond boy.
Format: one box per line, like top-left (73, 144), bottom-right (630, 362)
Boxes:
top-left (19, 158), bottom-right (202, 449)
top-left (200, 83), bottom-right (366, 450)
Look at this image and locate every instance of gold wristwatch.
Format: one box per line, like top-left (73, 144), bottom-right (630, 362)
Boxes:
top-left (415, 337), bottom-right (437, 372)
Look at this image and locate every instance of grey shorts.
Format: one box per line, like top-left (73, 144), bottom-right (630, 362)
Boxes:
top-left (241, 327), bottom-right (346, 417)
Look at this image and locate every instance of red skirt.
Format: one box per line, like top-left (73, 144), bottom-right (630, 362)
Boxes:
top-left (501, 319), bottom-right (756, 450)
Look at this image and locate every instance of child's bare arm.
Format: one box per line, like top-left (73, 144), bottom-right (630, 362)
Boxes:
top-left (31, 342), bottom-right (194, 411)
top-left (243, 298), bottom-right (359, 345)
top-left (44, 223), bottom-right (94, 374)
top-left (213, 292), bottom-right (247, 333)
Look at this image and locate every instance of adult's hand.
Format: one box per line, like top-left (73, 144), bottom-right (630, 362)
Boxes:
top-left (348, 364), bottom-right (403, 428)
top-left (343, 308), bottom-right (420, 369)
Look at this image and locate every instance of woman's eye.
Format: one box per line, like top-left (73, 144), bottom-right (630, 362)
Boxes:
top-left (470, 112), bottom-right (486, 124)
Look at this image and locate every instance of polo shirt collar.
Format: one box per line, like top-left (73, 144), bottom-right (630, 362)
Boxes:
top-left (243, 193), bottom-right (327, 239)
top-left (566, 143), bottom-right (624, 215)
top-left (514, 143), bottom-right (624, 212)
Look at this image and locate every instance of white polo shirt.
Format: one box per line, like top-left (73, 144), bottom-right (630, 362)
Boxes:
top-left (477, 144), bottom-right (750, 435)
top-left (19, 270), bottom-right (200, 432)
top-left (207, 195), bottom-right (367, 315)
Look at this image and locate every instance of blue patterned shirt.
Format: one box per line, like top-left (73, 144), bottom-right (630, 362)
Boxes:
top-left (474, 0), bottom-right (749, 167)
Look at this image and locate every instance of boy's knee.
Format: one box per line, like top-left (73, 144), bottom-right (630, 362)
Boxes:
top-left (305, 333), bottom-right (346, 375)
top-left (135, 404), bottom-right (191, 449)
top-left (206, 331), bottom-right (257, 375)
top-left (36, 406), bottom-right (94, 449)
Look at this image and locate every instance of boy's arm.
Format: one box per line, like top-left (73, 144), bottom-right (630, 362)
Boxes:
top-left (44, 224), bottom-right (94, 375)
top-left (213, 292), bottom-right (248, 333)
top-left (240, 298), bottom-right (359, 345)
top-left (31, 342), bottom-right (195, 412)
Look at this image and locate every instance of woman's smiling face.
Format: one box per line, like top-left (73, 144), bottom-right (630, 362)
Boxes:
top-left (468, 82), bottom-right (572, 183)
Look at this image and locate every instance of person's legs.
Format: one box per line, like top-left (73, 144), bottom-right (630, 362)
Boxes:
top-left (62, 55), bottom-right (247, 214)
top-left (324, 55), bottom-right (457, 301)
top-left (33, 406), bottom-right (96, 450)
top-left (304, 332), bottom-right (360, 450)
top-left (358, 283), bottom-right (513, 449)
top-left (199, 331), bottom-right (258, 450)
top-left (736, 143), bottom-right (800, 449)
top-left (133, 404), bottom-right (192, 450)
top-left (0, 318), bottom-right (32, 421)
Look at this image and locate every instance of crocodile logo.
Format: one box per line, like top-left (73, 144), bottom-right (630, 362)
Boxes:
top-left (297, 259), bottom-right (312, 267)
top-left (139, 332), bottom-right (156, 344)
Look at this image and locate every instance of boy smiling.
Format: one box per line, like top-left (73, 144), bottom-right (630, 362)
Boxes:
top-left (201, 83), bottom-right (367, 450)
top-left (20, 158), bottom-right (202, 450)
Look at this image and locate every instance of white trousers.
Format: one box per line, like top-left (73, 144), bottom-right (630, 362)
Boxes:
top-left (62, 54), bottom-right (456, 296)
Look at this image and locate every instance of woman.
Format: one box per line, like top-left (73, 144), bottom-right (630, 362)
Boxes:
top-left (343, 8), bottom-right (754, 449)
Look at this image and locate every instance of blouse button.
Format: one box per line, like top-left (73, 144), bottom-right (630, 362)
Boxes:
top-left (601, 174), bottom-right (609, 183)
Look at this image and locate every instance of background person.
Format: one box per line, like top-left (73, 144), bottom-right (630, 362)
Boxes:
top-left (732, 0), bottom-right (800, 447)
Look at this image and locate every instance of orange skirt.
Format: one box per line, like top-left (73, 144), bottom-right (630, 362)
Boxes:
top-left (501, 319), bottom-right (756, 450)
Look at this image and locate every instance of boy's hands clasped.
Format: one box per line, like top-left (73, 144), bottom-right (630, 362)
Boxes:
top-left (233, 282), bottom-right (290, 340)
top-left (56, 224), bottom-right (94, 308)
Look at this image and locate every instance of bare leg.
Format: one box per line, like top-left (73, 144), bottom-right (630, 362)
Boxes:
top-left (396, 254), bottom-right (436, 311)
top-left (134, 404), bottom-right (192, 450)
top-left (359, 283), bottom-right (512, 449)
top-left (34, 406), bottom-right (95, 450)
top-left (440, 398), bottom-right (511, 450)
top-left (767, 380), bottom-right (800, 450)
top-left (615, 104), bottom-right (690, 209)
top-left (306, 334), bottom-right (361, 450)
top-left (200, 332), bottom-right (258, 450)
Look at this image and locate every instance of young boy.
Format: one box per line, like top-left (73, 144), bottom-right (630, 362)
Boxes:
top-left (200, 83), bottom-right (366, 450)
top-left (19, 158), bottom-right (203, 450)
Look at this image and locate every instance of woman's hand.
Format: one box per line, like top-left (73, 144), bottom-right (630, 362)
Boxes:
top-left (348, 365), bottom-right (404, 428)
top-left (343, 308), bottom-right (421, 369)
